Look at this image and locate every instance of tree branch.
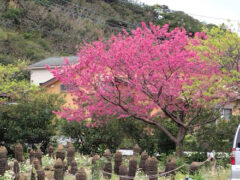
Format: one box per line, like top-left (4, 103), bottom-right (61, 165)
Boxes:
top-left (190, 115), bottom-right (220, 128)
top-left (100, 94), bottom-right (177, 143)
top-left (186, 108), bottom-right (202, 126)
top-left (131, 115), bottom-right (177, 143)
top-left (161, 107), bottom-right (187, 128)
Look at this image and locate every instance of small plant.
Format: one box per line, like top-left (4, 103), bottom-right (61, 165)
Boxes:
top-left (190, 172), bottom-right (204, 180)
top-left (2, 8), bottom-right (23, 24)
top-left (22, 32), bottom-right (33, 40)
top-left (91, 155), bottom-right (101, 180)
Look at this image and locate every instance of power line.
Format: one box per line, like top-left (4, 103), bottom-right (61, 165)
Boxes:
top-left (0, 0), bottom-right (132, 39)
top-left (124, 0), bottom-right (240, 23)
top-left (187, 13), bottom-right (240, 23)
top-left (58, 0), bottom-right (138, 28)
top-left (34, 0), bottom-right (135, 32)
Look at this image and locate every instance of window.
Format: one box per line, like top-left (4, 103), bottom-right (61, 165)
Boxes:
top-left (60, 84), bottom-right (72, 92)
top-left (222, 108), bottom-right (232, 120)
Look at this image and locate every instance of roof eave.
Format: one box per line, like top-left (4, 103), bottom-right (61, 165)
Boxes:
top-left (28, 66), bottom-right (61, 70)
top-left (40, 77), bottom-right (58, 87)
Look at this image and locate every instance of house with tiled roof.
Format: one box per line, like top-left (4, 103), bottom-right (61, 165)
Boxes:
top-left (29, 56), bottom-right (78, 108)
top-left (29, 56), bottom-right (78, 85)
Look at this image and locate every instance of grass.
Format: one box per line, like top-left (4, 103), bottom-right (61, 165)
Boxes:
top-left (0, 27), bottom-right (53, 64)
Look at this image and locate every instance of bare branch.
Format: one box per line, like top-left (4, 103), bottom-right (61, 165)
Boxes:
top-left (161, 107), bottom-right (187, 128)
top-left (100, 94), bottom-right (177, 143)
top-left (190, 115), bottom-right (220, 128)
top-left (186, 108), bottom-right (202, 126)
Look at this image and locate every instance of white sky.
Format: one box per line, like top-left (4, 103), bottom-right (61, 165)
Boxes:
top-left (139, 0), bottom-right (240, 32)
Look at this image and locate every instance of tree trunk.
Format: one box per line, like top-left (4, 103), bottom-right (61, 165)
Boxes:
top-left (175, 126), bottom-right (187, 157)
top-left (176, 141), bottom-right (183, 157)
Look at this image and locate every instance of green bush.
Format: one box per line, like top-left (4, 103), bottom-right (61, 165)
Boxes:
top-left (2, 8), bottom-right (23, 24)
top-left (38, 39), bottom-right (50, 51)
top-left (118, 117), bottom-right (176, 155)
top-left (184, 152), bottom-right (206, 164)
top-left (190, 173), bottom-right (204, 180)
top-left (59, 118), bottom-right (125, 154)
top-left (60, 116), bottom-right (176, 155)
top-left (22, 32), bottom-right (33, 40)
top-left (192, 116), bottom-right (240, 153)
top-left (0, 91), bottom-right (64, 154)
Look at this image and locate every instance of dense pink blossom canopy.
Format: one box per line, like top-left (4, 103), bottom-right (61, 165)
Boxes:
top-left (50, 23), bottom-right (229, 127)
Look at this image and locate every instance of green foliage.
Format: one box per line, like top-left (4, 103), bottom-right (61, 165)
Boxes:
top-left (118, 117), bottom-right (176, 155)
top-left (184, 152), bottom-right (206, 164)
top-left (60, 117), bottom-right (177, 155)
top-left (117, 118), bottom-right (159, 154)
top-left (190, 172), bottom-right (204, 180)
top-left (215, 155), bottom-right (230, 168)
top-left (2, 8), bottom-right (23, 24)
top-left (153, 5), bottom-right (203, 33)
top-left (0, 61), bottom-right (34, 98)
top-left (0, 28), bottom-right (52, 64)
top-left (22, 32), bottom-right (34, 40)
top-left (187, 115), bottom-right (240, 153)
top-left (91, 157), bottom-right (105, 180)
top-left (0, 90), bottom-right (64, 153)
top-left (59, 118), bottom-right (124, 154)
top-left (194, 26), bottom-right (240, 77)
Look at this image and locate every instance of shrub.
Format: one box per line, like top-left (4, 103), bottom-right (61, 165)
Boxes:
top-left (22, 32), bottom-right (33, 40)
top-left (192, 116), bottom-right (240, 153)
top-left (2, 8), bottom-right (23, 24)
top-left (118, 118), bottom-right (176, 155)
top-left (0, 91), bottom-right (64, 154)
top-left (184, 152), bottom-right (206, 164)
top-left (59, 118), bottom-right (124, 154)
top-left (61, 116), bottom-right (177, 155)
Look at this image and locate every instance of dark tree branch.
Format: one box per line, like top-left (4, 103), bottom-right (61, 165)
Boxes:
top-left (161, 107), bottom-right (187, 128)
top-left (130, 115), bottom-right (177, 143)
top-left (190, 115), bottom-right (220, 128)
top-left (186, 107), bottom-right (202, 126)
top-left (100, 94), bottom-right (177, 143)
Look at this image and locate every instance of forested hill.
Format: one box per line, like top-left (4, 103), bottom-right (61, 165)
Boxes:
top-left (0, 0), bottom-right (214, 65)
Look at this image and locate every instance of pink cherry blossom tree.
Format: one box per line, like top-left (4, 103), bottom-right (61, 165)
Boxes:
top-left (50, 23), bottom-right (232, 156)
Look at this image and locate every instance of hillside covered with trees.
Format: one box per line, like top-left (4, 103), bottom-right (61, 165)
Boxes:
top-left (0, 0), bottom-right (212, 65)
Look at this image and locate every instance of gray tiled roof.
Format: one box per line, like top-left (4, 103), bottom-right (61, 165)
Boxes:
top-left (29, 56), bottom-right (78, 68)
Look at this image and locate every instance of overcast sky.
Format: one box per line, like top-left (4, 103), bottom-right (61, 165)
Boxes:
top-left (139, 0), bottom-right (240, 31)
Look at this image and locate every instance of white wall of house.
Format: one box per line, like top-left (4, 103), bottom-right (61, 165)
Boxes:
top-left (30, 68), bottom-right (54, 85)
